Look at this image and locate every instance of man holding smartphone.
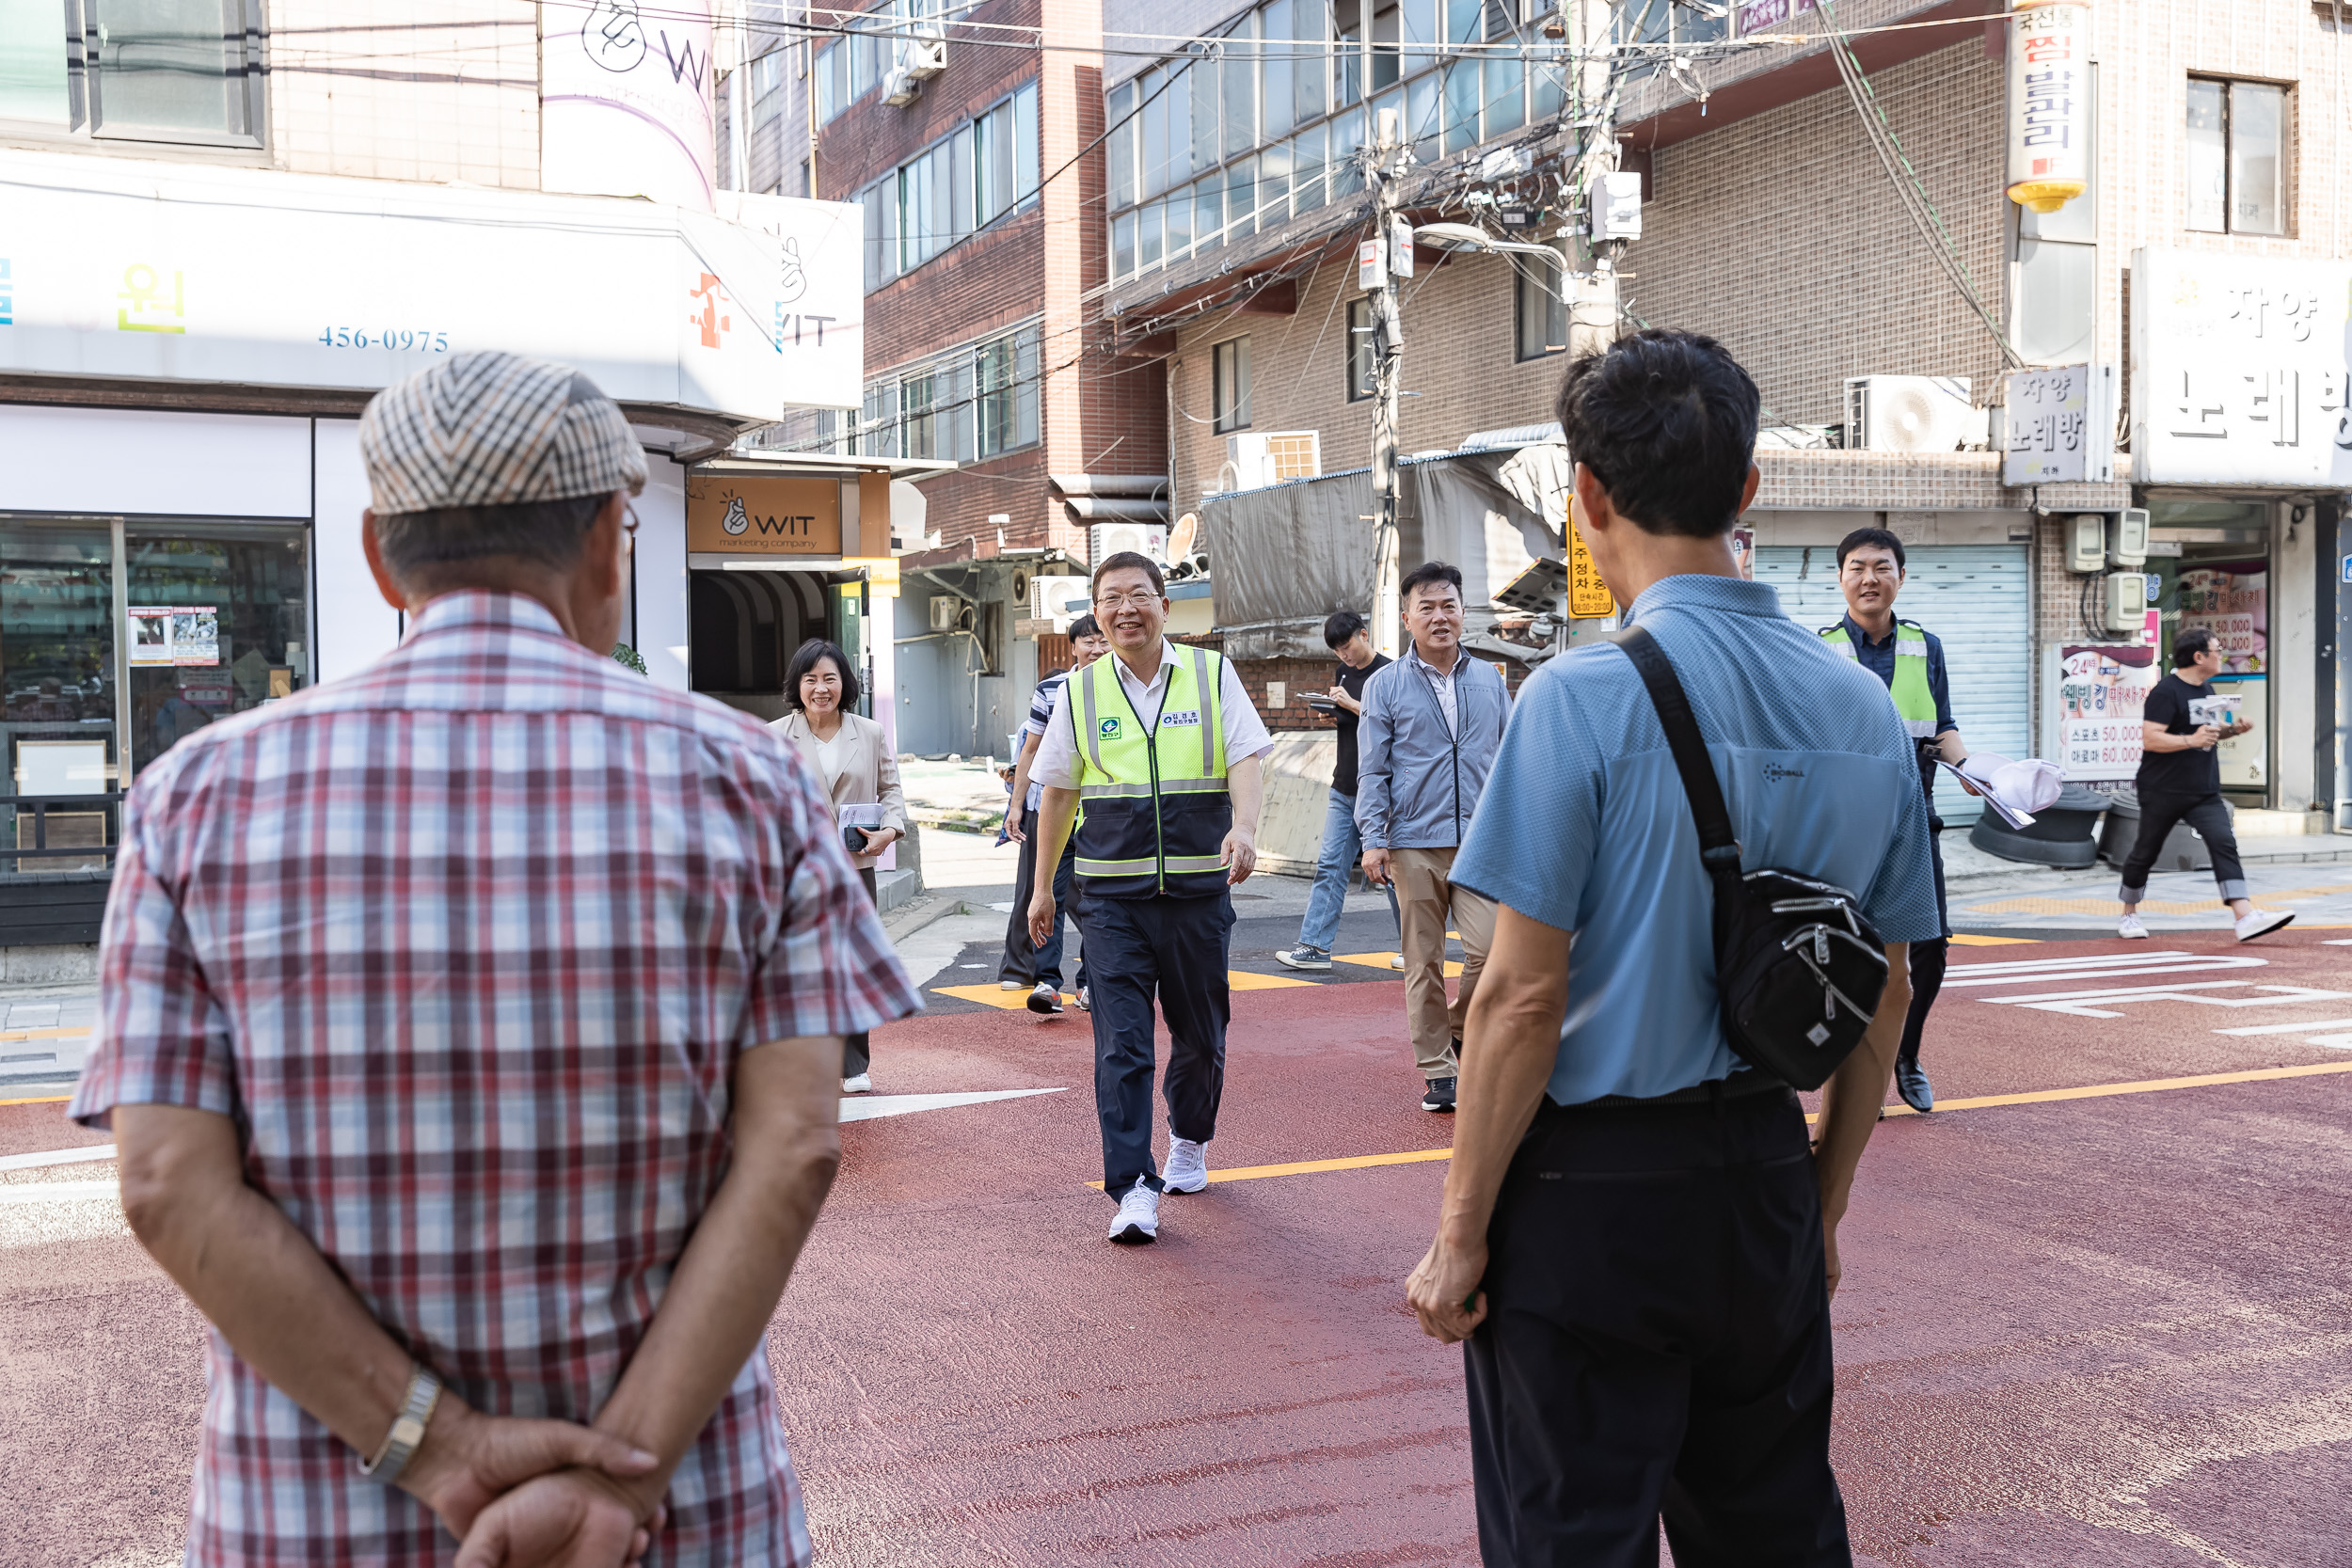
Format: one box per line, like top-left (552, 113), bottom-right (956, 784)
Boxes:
top-left (1276, 610), bottom-right (1400, 974)
top-left (2116, 626), bottom-right (2291, 942)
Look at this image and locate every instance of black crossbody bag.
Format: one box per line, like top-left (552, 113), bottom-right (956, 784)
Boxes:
top-left (1613, 626), bottom-right (1889, 1091)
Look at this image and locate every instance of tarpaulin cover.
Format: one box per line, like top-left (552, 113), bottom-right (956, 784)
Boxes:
top-left (1200, 446), bottom-right (1568, 659)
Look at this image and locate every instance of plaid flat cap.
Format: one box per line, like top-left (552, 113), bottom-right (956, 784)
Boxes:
top-left (359, 350), bottom-right (648, 514)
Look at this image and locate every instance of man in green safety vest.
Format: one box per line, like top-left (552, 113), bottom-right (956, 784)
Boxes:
top-left (1026, 551), bottom-right (1273, 1245)
top-left (1822, 526), bottom-right (1974, 1114)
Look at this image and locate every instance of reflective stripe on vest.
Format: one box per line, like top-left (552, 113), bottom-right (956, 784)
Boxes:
top-left (1070, 643), bottom-right (1232, 896)
top-left (1820, 621), bottom-right (1940, 739)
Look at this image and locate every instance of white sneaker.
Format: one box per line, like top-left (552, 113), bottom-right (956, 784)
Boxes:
top-left (1026, 981), bottom-right (1064, 1016)
top-left (1162, 1136), bottom-right (1209, 1194)
top-left (2117, 913), bottom-right (2149, 940)
top-left (999, 978), bottom-right (1025, 990)
top-left (2235, 909), bottom-right (2295, 942)
top-left (1389, 953), bottom-right (1406, 971)
top-left (1075, 986), bottom-right (1091, 1012)
top-left (1107, 1179), bottom-right (1159, 1243)
top-left (841, 1073), bottom-right (872, 1094)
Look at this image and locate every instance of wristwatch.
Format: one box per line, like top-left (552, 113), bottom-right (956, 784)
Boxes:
top-left (358, 1364), bottom-right (442, 1484)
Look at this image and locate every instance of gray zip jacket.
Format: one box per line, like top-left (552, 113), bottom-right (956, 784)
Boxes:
top-left (1353, 647), bottom-right (1511, 850)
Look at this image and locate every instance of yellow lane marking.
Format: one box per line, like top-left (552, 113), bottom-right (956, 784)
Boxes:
top-left (1335, 952), bottom-right (1461, 976)
top-left (1947, 934), bottom-right (2038, 946)
top-left (931, 984), bottom-right (1077, 1010)
top-left (1226, 971), bottom-right (1318, 991)
top-left (0, 1095), bottom-right (72, 1107)
top-left (0, 1026), bottom-right (91, 1043)
top-left (1086, 1061), bottom-right (2352, 1189)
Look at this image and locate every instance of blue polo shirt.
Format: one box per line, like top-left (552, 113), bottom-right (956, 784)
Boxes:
top-left (1452, 575), bottom-right (1942, 1106)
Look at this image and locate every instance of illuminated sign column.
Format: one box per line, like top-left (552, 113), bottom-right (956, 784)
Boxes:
top-left (2007, 1), bottom-right (2090, 214)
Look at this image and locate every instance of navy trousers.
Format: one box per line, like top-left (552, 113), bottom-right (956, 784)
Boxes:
top-left (1076, 891), bottom-right (1233, 1196)
top-left (1898, 825), bottom-right (1952, 1068)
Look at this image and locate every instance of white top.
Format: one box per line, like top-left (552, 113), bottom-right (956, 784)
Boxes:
top-left (814, 728), bottom-right (850, 791)
top-left (1406, 643), bottom-right (1462, 736)
top-left (1031, 639), bottom-right (1274, 790)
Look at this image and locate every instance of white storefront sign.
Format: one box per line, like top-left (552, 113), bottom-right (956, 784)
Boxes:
top-left (2006, 2), bottom-right (2090, 214)
top-left (541, 0), bottom-right (718, 213)
top-left (2003, 363), bottom-right (2113, 484)
top-left (0, 150), bottom-right (863, 421)
top-left (2130, 247), bottom-right (2352, 485)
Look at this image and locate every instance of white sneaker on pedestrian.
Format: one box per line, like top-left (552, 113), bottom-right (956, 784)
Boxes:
top-left (2117, 913), bottom-right (2149, 940)
top-left (1107, 1179), bottom-right (1159, 1244)
top-left (1075, 986), bottom-right (1091, 1012)
top-left (1389, 953), bottom-right (1406, 971)
top-left (2235, 909), bottom-right (2295, 942)
top-left (1026, 981), bottom-right (1064, 1015)
top-left (1275, 945), bottom-right (1333, 972)
top-left (1162, 1136), bottom-right (1209, 1194)
top-left (841, 1073), bottom-right (872, 1094)
top-left (999, 978), bottom-right (1025, 990)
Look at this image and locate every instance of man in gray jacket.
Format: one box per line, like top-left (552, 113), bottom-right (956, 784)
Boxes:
top-left (1358, 561), bottom-right (1511, 1112)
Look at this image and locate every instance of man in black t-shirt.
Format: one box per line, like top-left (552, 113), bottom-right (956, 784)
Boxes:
top-left (2116, 627), bottom-right (2291, 942)
top-left (1276, 610), bottom-right (1403, 970)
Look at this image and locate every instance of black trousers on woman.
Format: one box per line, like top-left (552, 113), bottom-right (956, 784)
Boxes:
top-left (845, 866), bottom-right (878, 1078)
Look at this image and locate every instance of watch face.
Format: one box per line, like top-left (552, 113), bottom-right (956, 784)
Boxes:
top-left (390, 1417), bottom-right (426, 1447)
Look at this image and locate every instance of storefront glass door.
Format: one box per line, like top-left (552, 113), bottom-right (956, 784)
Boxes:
top-left (0, 522), bottom-right (118, 870)
top-left (125, 523), bottom-right (312, 776)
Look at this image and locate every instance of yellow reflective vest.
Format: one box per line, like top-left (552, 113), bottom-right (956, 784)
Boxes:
top-left (1820, 619), bottom-right (1940, 740)
top-left (1068, 644), bottom-right (1232, 897)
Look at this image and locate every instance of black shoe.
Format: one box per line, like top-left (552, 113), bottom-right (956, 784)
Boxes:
top-left (1421, 1076), bottom-right (1457, 1113)
top-left (1025, 981), bottom-right (1064, 1016)
top-left (1895, 1054), bottom-right (1933, 1113)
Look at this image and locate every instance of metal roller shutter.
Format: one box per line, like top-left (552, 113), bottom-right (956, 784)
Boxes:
top-left (1755, 544), bottom-right (2032, 826)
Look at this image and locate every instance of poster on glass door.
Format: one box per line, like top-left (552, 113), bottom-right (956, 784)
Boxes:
top-left (2176, 564), bottom-right (2265, 673)
top-left (2058, 642), bottom-right (2159, 780)
top-left (127, 607), bottom-right (221, 667)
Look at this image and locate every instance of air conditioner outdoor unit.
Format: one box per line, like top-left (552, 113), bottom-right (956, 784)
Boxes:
top-left (1223, 431), bottom-right (1322, 493)
top-left (882, 63), bottom-right (921, 106)
top-left (1029, 574), bottom-right (1092, 625)
top-left (898, 29), bottom-right (946, 80)
top-left (929, 594), bottom-right (973, 633)
top-left (1089, 522), bottom-right (1168, 566)
top-left (1844, 375), bottom-right (1979, 453)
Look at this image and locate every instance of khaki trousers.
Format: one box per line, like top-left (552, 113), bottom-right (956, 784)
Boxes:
top-left (1391, 846), bottom-right (1497, 1081)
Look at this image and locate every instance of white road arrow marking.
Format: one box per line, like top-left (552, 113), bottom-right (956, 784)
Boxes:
top-left (839, 1087), bottom-right (1067, 1123)
top-left (1945, 951), bottom-right (2267, 988)
top-left (0, 1180), bottom-right (119, 1205)
top-left (1984, 983), bottom-right (2352, 1019)
top-left (0, 1144), bottom-right (116, 1173)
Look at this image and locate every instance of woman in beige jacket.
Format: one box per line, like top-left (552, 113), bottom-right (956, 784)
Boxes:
top-left (772, 638), bottom-right (908, 1094)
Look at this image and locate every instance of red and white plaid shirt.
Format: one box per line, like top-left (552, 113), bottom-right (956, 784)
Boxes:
top-left (72, 591), bottom-right (920, 1566)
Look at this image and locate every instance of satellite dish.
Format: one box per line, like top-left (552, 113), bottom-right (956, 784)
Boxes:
top-left (1168, 513), bottom-right (1200, 561)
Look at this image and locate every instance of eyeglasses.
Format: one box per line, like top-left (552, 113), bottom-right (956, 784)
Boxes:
top-left (1094, 591), bottom-right (1163, 610)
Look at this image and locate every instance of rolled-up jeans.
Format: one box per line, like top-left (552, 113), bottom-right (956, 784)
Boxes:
top-left (1296, 787), bottom-right (1402, 954)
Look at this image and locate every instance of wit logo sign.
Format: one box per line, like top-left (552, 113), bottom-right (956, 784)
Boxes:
top-left (582, 0), bottom-right (646, 71)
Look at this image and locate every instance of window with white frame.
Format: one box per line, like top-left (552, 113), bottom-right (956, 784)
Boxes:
top-left (1, 0), bottom-right (268, 148)
top-left (862, 82), bottom-right (1040, 292)
top-left (1512, 240), bottom-right (1566, 362)
top-left (2186, 77), bottom-right (2287, 237)
top-left (854, 323), bottom-right (1044, 463)
top-left (1213, 337), bottom-right (1252, 433)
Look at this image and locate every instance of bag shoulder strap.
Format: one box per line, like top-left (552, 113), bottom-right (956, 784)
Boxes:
top-left (1611, 626), bottom-right (1741, 874)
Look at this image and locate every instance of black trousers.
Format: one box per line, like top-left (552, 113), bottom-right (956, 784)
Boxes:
top-left (845, 866), bottom-right (878, 1078)
top-left (1465, 1085), bottom-right (1851, 1568)
top-left (999, 804), bottom-right (1082, 990)
top-left (2120, 787), bottom-right (2249, 904)
top-left (1075, 891), bottom-right (1232, 1196)
top-left (1898, 826), bottom-right (1952, 1067)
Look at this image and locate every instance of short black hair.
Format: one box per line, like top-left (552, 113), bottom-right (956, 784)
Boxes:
top-left (784, 638), bottom-right (862, 710)
top-left (1400, 562), bottom-right (1464, 605)
top-left (371, 492), bottom-right (612, 577)
top-left (1068, 612), bottom-right (1102, 640)
top-left (1553, 329), bottom-right (1760, 538)
top-left (1091, 550), bottom-right (1166, 597)
top-left (2173, 626), bottom-right (2217, 665)
top-left (1324, 610), bottom-right (1367, 648)
top-left (1836, 527), bottom-right (1907, 573)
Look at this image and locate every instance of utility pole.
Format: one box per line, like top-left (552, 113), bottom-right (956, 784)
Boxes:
top-left (1566, 0), bottom-right (1621, 358)
top-left (1365, 107), bottom-right (1407, 660)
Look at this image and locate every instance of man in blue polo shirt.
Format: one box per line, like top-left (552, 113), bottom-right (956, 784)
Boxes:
top-left (1404, 330), bottom-right (1938, 1565)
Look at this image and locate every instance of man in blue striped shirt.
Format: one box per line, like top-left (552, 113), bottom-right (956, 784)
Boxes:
top-left (1406, 331), bottom-right (1938, 1566)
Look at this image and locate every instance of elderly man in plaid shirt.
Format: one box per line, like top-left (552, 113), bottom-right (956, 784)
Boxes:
top-left (70, 352), bottom-right (920, 1566)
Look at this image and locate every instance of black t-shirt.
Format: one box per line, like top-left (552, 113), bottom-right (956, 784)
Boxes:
top-left (1331, 652), bottom-right (1391, 798)
top-left (2137, 673), bottom-right (2221, 797)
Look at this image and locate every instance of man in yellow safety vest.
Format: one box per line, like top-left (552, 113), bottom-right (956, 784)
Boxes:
top-left (1821, 526), bottom-right (1972, 1113)
top-left (1026, 551), bottom-right (1273, 1244)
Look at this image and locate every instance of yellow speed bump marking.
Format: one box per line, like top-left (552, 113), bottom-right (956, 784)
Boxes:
top-left (0, 1026), bottom-right (92, 1043)
top-left (933, 971), bottom-right (1315, 1009)
top-left (0, 1095), bottom-right (72, 1107)
top-left (1947, 934), bottom-right (2038, 946)
top-left (1088, 1060), bottom-right (2352, 1189)
top-left (1335, 952), bottom-right (1461, 976)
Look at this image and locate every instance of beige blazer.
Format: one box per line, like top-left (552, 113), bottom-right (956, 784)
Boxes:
top-left (770, 709), bottom-right (909, 870)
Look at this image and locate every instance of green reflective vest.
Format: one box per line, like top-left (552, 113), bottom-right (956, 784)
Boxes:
top-left (1820, 619), bottom-right (1939, 739)
top-left (1069, 643), bottom-right (1232, 897)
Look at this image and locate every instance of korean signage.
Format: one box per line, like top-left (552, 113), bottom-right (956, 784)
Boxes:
top-left (128, 607), bottom-right (219, 667)
top-left (2130, 248), bottom-right (2352, 485)
top-left (2058, 642), bottom-right (2158, 781)
top-left (0, 148), bottom-right (865, 420)
top-left (1566, 520), bottom-right (1614, 618)
top-left (2006, 2), bottom-right (2090, 214)
top-left (2003, 363), bottom-right (2111, 484)
top-left (685, 474), bottom-right (845, 557)
top-left (2177, 563), bottom-right (2266, 673)
top-left (541, 0), bottom-right (716, 213)
top-left (1735, 0), bottom-right (1816, 31)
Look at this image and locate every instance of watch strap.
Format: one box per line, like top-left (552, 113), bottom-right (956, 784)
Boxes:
top-left (358, 1365), bottom-right (442, 1484)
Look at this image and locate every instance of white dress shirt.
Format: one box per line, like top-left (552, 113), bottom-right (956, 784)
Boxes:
top-left (1031, 639), bottom-right (1273, 790)
top-left (1406, 643), bottom-right (1462, 736)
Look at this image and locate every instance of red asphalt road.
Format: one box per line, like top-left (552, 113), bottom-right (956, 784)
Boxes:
top-left (6, 932), bottom-right (2351, 1566)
